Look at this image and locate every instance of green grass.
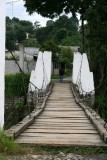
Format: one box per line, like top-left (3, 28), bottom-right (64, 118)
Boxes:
top-left (5, 73), bottom-right (30, 97)
top-left (32, 145), bottom-right (107, 155)
top-left (0, 155), bottom-right (6, 160)
top-left (0, 130), bottom-right (20, 154)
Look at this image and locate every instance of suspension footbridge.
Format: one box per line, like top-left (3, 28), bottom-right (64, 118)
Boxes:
top-left (7, 51), bottom-right (107, 146)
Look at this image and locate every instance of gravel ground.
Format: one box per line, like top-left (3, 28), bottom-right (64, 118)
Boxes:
top-left (3, 152), bottom-right (107, 160)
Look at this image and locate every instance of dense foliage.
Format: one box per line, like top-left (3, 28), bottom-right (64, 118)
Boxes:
top-left (6, 15), bottom-right (81, 51)
top-left (84, 0), bottom-right (107, 120)
top-left (5, 73), bottom-right (30, 129)
top-left (34, 15), bottom-right (81, 46)
top-left (5, 73), bottom-right (30, 97)
top-left (6, 17), bottom-right (34, 50)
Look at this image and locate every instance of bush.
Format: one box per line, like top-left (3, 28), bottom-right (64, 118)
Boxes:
top-left (59, 46), bottom-right (73, 66)
top-left (5, 73), bottom-right (30, 97)
top-left (0, 130), bottom-right (19, 154)
top-left (5, 73), bottom-right (30, 129)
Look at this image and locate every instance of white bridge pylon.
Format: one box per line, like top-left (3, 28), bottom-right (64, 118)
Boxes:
top-left (72, 52), bottom-right (95, 95)
top-left (0, 1), bottom-right (5, 128)
top-left (29, 51), bottom-right (52, 91)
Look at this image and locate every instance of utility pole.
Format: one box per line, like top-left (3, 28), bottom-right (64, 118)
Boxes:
top-left (19, 44), bottom-right (24, 71)
top-left (0, 1), bottom-right (5, 128)
top-left (81, 12), bottom-right (85, 53)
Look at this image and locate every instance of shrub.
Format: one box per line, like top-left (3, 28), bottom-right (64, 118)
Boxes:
top-left (5, 73), bottom-right (30, 97)
top-left (0, 129), bottom-right (19, 154)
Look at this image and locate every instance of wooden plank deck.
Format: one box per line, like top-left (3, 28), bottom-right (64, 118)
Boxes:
top-left (15, 83), bottom-right (107, 146)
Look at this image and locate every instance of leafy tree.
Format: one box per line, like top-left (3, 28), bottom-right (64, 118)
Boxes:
top-left (61, 34), bottom-right (81, 46)
top-left (34, 15), bottom-right (80, 46)
top-left (6, 17), bottom-right (16, 50)
top-left (54, 15), bottom-right (69, 29)
top-left (23, 0), bottom-right (90, 18)
top-left (41, 40), bottom-right (59, 61)
top-left (6, 17), bottom-right (34, 50)
top-left (46, 20), bottom-right (54, 26)
top-left (34, 21), bottom-right (41, 29)
top-left (84, 0), bottom-right (107, 119)
top-left (59, 46), bottom-right (73, 67)
top-left (23, 0), bottom-right (93, 52)
top-left (41, 40), bottom-right (59, 74)
top-left (15, 25), bottom-right (26, 43)
top-left (12, 17), bottom-right (20, 23)
top-left (34, 25), bottom-right (53, 44)
top-left (23, 38), bottom-right (39, 47)
top-left (54, 16), bottom-right (79, 36)
top-left (53, 28), bottom-right (68, 44)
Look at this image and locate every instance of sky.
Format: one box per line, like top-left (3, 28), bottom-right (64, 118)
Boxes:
top-left (6, 0), bottom-right (51, 26)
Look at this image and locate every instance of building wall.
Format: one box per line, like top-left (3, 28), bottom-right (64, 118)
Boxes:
top-left (5, 60), bottom-right (36, 74)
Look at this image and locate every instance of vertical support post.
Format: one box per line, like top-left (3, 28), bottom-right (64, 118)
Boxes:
top-left (19, 43), bottom-right (24, 71)
top-left (0, 1), bottom-right (5, 128)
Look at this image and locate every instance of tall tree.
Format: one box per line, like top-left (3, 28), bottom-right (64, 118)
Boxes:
top-left (6, 17), bottom-right (34, 50)
top-left (23, 0), bottom-right (94, 18)
top-left (34, 15), bottom-right (80, 46)
top-left (23, 0), bottom-right (92, 51)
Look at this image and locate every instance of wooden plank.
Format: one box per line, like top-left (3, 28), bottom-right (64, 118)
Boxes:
top-left (41, 112), bottom-right (86, 115)
top-left (46, 103), bottom-right (77, 105)
top-left (24, 128), bottom-right (98, 134)
top-left (40, 114), bottom-right (86, 118)
top-left (40, 115), bottom-right (86, 118)
top-left (32, 122), bottom-right (93, 126)
top-left (40, 111), bottom-right (86, 115)
top-left (49, 97), bottom-right (74, 99)
top-left (28, 126), bottom-right (96, 130)
top-left (45, 105), bottom-right (78, 107)
top-left (44, 108), bottom-right (83, 111)
top-left (34, 119), bottom-right (91, 123)
top-left (15, 136), bottom-right (107, 146)
top-left (41, 110), bottom-right (85, 113)
top-left (49, 94), bottom-right (73, 96)
top-left (18, 133), bottom-right (102, 141)
top-left (41, 111), bottom-right (85, 114)
top-left (38, 117), bottom-right (88, 120)
top-left (47, 100), bottom-right (75, 102)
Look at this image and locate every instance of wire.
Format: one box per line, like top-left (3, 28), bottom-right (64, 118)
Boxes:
top-left (6, 0), bottom-right (21, 5)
